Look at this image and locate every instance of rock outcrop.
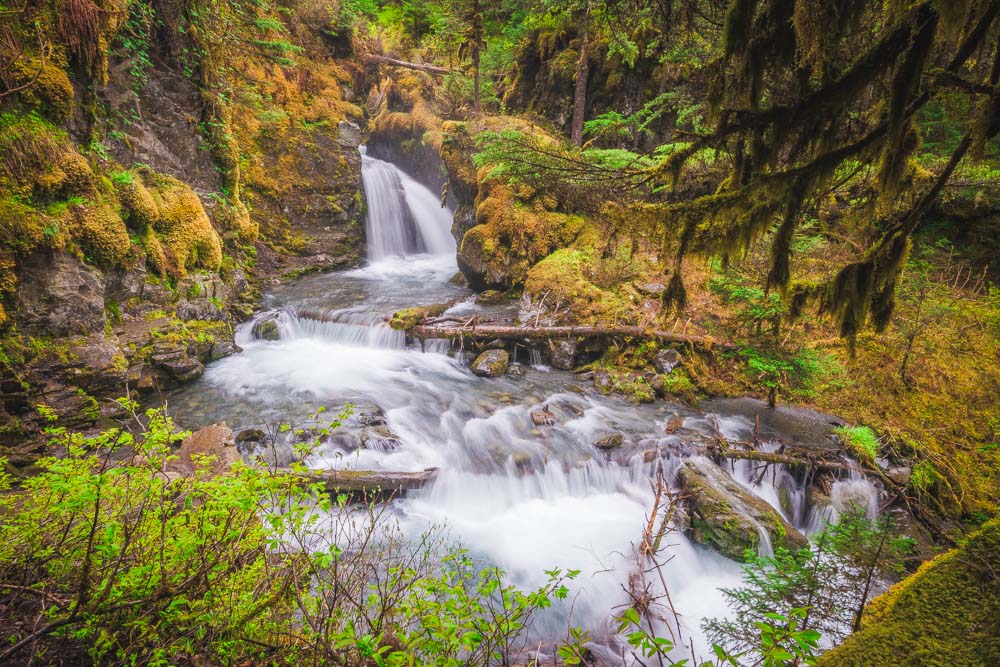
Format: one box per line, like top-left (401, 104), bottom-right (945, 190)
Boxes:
top-left (678, 456), bottom-right (809, 561)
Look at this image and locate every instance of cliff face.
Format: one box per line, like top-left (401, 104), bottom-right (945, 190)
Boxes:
top-left (0, 1), bottom-right (366, 459)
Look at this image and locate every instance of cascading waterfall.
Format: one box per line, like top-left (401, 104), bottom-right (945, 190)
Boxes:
top-left (164, 151), bottom-right (883, 663)
top-left (361, 147), bottom-right (456, 260)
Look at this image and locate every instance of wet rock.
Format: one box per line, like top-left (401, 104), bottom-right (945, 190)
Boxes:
top-left (531, 405), bottom-right (557, 426)
top-left (476, 290), bottom-right (506, 305)
top-left (653, 349), bottom-right (681, 374)
top-left (485, 338), bottom-right (507, 350)
top-left (595, 434), bottom-right (624, 451)
top-left (550, 338), bottom-right (578, 370)
top-left (235, 428), bottom-right (265, 444)
top-left (449, 272), bottom-right (469, 288)
top-left (593, 370), bottom-right (613, 393)
top-left (176, 299), bottom-right (225, 321)
top-left (252, 317), bottom-right (281, 341)
top-left (253, 440), bottom-right (297, 469)
top-left (174, 423), bottom-right (239, 473)
top-left (886, 465), bottom-right (912, 486)
top-left (150, 346), bottom-right (204, 383)
top-left (360, 426), bottom-right (402, 451)
top-left (209, 340), bottom-right (241, 361)
top-left (357, 409), bottom-right (387, 427)
top-left (678, 456), bottom-right (809, 562)
top-left (508, 364), bottom-right (526, 378)
top-left (471, 349), bottom-right (510, 377)
top-left (15, 252), bottom-right (106, 337)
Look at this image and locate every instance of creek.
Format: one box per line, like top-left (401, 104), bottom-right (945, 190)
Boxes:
top-left (164, 149), bottom-right (880, 660)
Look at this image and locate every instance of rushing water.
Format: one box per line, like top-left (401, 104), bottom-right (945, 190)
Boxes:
top-left (164, 153), bottom-right (880, 660)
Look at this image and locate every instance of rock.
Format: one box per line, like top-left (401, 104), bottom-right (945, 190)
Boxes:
top-left (476, 290), bottom-right (506, 305)
top-left (360, 426), bottom-right (402, 451)
top-left (252, 317), bottom-right (281, 341)
top-left (470, 349), bottom-right (510, 377)
top-left (337, 120), bottom-right (362, 148)
top-left (449, 272), bottom-right (469, 288)
top-left (653, 349), bottom-right (681, 374)
top-left (174, 423), bottom-right (239, 473)
top-left (15, 252), bottom-right (106, 337)
top-left (550, 338), bottom-right (578, 370)
top-left (531, 405), bottom-right (557, 426)
top-left (635, 282), bottom-right (667, 297)
top-left (150, 346), bottom-right (204, 383)
top-left (176, 299), bottom-right (225, 321)
top-left (595, 434), bottom-right (624, 450)
top-left (678, 456), bottom-right (809, 561)
top-left (253, 439), bottom-right (297, 469)
top-left (593, 370), bottom-right (613, 393)
top-left (235, 428), bottom-right (265, 444)
top-left (209, 340), bottom-right (241, 361)
top-left (357, 409), bottom-right (387, 427)
top-left (886, 466), bottom-right (912, 486)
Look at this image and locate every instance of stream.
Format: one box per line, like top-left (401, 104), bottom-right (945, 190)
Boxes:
top-left (163, 149), bottom-right (881, 660)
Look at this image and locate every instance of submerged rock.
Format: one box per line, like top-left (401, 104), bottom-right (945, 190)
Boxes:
top-left (678, 456), bottom-right (808, 561)
top-left (470, 349), bottom-right (510, 377)
top-left (531, 405), bottom-right (557, 426)
top-left (360, 425), bottom-right (402, 451)
top-left (476, 290), bottom-right (507, 305)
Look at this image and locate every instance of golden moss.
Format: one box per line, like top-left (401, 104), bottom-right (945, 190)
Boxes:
top-left (69, 198), bottom-right (132, 267)
top-left (144, 173), bottom-right (222, 277)
top-left (14, 59), bottom-right (75, 122)
top-left (818, 519), bottom-right (1000, 666)
top-left (141, 226), bottom-right (166, 276)
top-left (213, 197), bottom-right (258, 244)
top-left (115, 174), bottom-right (159, 228)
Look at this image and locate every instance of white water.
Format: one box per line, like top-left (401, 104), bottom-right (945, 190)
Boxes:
top-left (165, 151), bottom-right (880, 663)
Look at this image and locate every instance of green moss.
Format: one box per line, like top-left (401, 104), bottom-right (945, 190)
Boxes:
top-left (834, 424), bottom-right (880, 464)
top-left (14, 59), bottom-right (75, 122)
top-left (389, 304), bottom-right (449, 330)
top-left (819, 519), bottom-right (1000, 666)
top-left (69, 197), bottom-right (132, 268)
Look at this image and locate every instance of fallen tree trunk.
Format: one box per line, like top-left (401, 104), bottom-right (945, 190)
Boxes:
top-left (410, 324), bottom-right (734, 351)
top-left (284, 468), bottom-right (438, 500)
top-left (640, 446), bottom-right (857, 472)
top-left (363, 54), bottom-right (454, 75)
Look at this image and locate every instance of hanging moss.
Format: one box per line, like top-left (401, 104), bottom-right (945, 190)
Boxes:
top-left (143, 173), bottom-right (223, 277)
top-left (69, 197), bottom-right (132, 268)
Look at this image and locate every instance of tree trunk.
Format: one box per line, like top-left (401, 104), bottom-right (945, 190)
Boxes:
top-left (363, 54), bottom-right (453, 75)
top-left (472, 0), bottom-right (481, 112)
top-left (409, 323), bottom-right (733, 351)
top-left (570, 5), bottom-right (590, 146)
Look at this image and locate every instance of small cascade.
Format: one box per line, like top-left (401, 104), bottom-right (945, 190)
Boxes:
top-left (361, 147), bottom-right (456, 260)
top-left (241, 307), bottom-right (406, 350)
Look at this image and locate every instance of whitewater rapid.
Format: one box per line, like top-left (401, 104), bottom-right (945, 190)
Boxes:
top-left (164, 151), bottom-right (879, 660)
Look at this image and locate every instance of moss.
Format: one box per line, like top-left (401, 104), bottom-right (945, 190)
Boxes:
top-left (213, 197), bottom-right (258, 244)
top-left (69, 197), bottom-right (132, 268)
top-left (143, 172), bottom-right (222, 277)
top-left (523, 245), bottom-right (638, 325)
top-left (389, 304), bottom-right (449, 331)
top-left (115, 173), bottom-right (159, 228)
top-left (834, 424), bottom-right (880, 464)
top-left (819, 519), bottom-right (1000, 666)
top-left (14, 59), bottom-right (75, 122)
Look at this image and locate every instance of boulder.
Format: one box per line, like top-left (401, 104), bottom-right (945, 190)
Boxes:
top-left (360, 425), bottom-right (402, 451)
top-left (15, 252), bottom-right (106, 337)
top-left (174, 423), bottom-right (239, 473)
top-left (476, 290), bottom-right (507, 305)
top-left (550, 338), bottom-right (578, 370)
top-left (470, 349), bottom-right (510, 377)
top-left (678, 456), bottom-right (809, 561)
top-left (252, 317), bottom-right (281, 341)
top-left (337, 120), bottom-right (362, 149)
top-left (595, 434), bottom-right (624, 451)
top-left (653, 349), bottom-right (681, 374)
top-left (235, 428), bottom-right (265, 444)
top-left (530, 405), bottom-right (556, 426)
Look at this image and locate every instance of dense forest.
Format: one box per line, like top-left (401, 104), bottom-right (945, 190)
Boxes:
top-left (0, 0), bottom-right (998, 664)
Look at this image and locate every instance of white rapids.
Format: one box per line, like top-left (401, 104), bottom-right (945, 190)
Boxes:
top-left (164, 150), bottom-right (880, 661)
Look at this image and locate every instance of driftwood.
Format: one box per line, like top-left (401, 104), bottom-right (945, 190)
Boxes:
top-left (410, 324), bottom-right (733, 351)
top-left (640, 445), bottom-right (857, 473)
top-left (363, 54), bottom-right (454, 75)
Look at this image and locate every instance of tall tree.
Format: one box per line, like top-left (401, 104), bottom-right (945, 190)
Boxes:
top-left (570, 1), bottom-right (591, 145)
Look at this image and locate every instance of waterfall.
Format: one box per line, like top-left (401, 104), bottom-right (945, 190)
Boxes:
top-left (361, 147), bottom-right (456, 260)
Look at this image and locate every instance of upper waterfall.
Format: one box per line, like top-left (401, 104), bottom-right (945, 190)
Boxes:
top-left (360, 147), bottom-right (456, 260)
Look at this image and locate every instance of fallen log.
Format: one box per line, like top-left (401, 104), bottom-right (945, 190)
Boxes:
top-left (283, 468), bottom-right (438, 500)
top-left (363, 54), bottom-right (454, 75)
top-left (639, 446), bottom-right (858, 472)
top-left (410, 323), bottom-right (734, 351)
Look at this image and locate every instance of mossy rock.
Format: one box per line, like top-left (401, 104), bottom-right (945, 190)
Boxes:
top-left (389, 304), bottom-right (449, 330)
top-left (14, 59), bottom-right (74, 122)
top-left (69, 198), bottom-right (132, 268)
top-left (143, 172), bottom-right (222, 277)
top-left (678, 456), bottom-right (809, 562)
top-left (819, 518), bottom-right (1000, 666)
top-left (470, 349), bottom-right (510, 378)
